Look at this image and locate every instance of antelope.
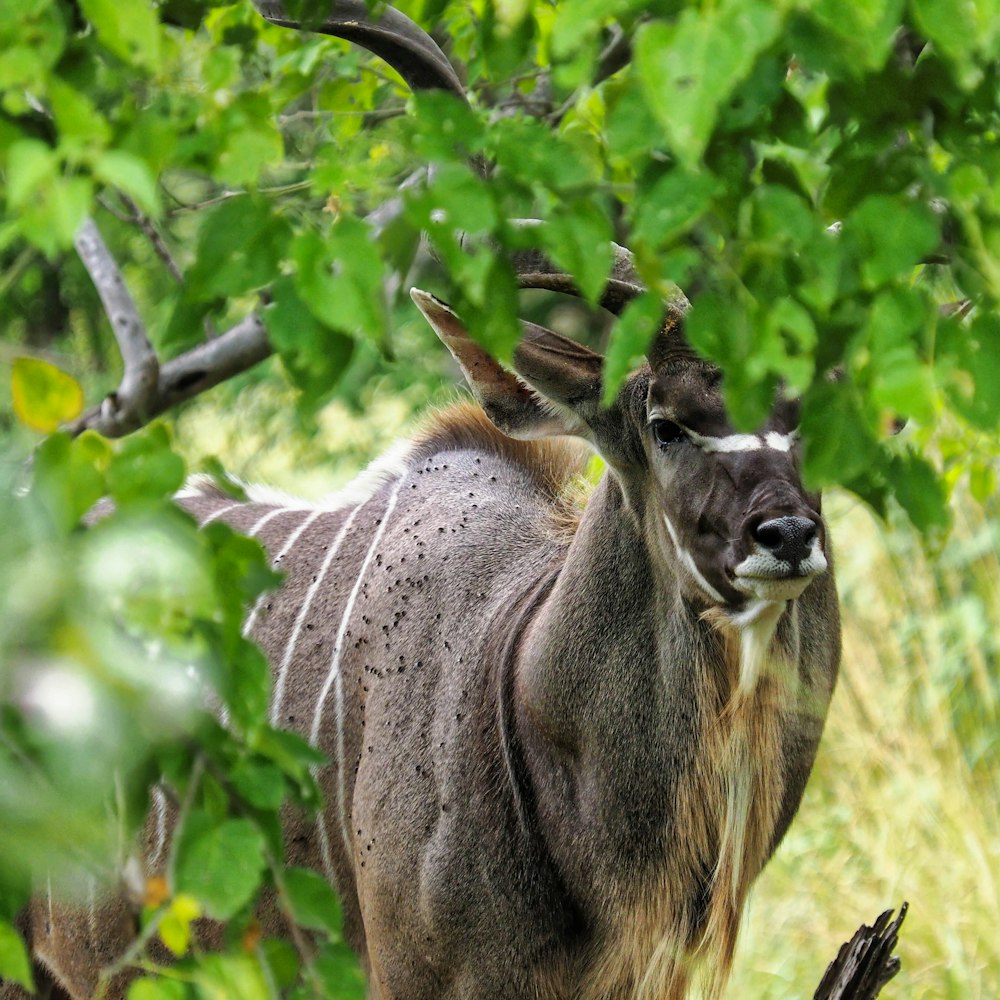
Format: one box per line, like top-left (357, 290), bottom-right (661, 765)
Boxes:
top-left (5, 5), bottom-right (840, 999)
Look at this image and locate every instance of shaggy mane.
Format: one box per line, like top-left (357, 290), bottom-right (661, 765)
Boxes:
top-left (413, 402), bottom-right (592, 536)
top-left (414, 403), bottom-right (590, 492)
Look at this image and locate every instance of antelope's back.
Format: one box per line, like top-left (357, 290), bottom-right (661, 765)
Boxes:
top-left (7, 408), bottom-right (589, 1000)
top-left (181, 413), bottom-right (592, 993)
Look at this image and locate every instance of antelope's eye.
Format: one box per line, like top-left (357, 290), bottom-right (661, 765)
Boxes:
top-left (650, 419), bottom-right (688, 448)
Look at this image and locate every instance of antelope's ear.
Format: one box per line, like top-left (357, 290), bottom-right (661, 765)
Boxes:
top-left (412, 289), bottom-right (589, 439)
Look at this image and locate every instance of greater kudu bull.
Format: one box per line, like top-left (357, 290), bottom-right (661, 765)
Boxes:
top-left (6, 5), bottom-right (840, 999)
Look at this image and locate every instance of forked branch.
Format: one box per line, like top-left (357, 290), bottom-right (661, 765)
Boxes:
top-left (73, 217), bottom-right (160, 432)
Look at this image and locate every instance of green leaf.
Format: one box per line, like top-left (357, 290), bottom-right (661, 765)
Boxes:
top-left (747, 185), bottom-right (816, 247)
top-left (251, 727), bottom-right (325, 807)
top-left (186, 196), bottom-right (292, 302)
top-left (265, 276), bottom-right (355, 408)
top-left (192, 953), bottom-right (271, 1000)
top-left (809, 0), bottom-right (906, 72)
top-left (49, 78), bottom-right (110, 149)
top-left (158, 894), bottom-right (201, 957)
top-left (214, 95), bottom-right (284, 186)
top-left (282, 867), bottom-right (343, 935)
top-left (78, 0), bottom-right (161, 68)
top-left (11, 357), bottom-right (84, 433)
top-left (222, 641), bottom-right (275, 736)
top-left (312, 940), bottom-right (366, 999)
top-left (469, 257), bottom-right (521, 362)
top-left (631, 168), bottom-right (718, 251)
top-left (910, 0), bottom-right (997, 86)
top-left (603, 292), bottom-right (666, 404)
top-left (174, 815), bottom-right (267, 921)
top-left (542, 199), bottom-right (613, 304)
top-left (292, 221), bottom-right (387, 342)
top-left (231, 759), bottom-right (286, 811)
top-left (887, 452), bottom-right (951, 537)
top-left (5, 140), bottom-right (56, 210)
top-left (258, 939), bottom-right (300, 990)
top-left (127, 978), bottom-right (191, 1000)
top-left (106, 425), bottom-right (186, 507)
top-left (94, 151), bottom-right (161, 217)
top-left (800, 381), bottom-right (878, 487)
top-left (32, 432), bottom-right (108, 534)
top-left (409, 92), bottom-right (485, 163)
top-left (488, 115), bottom-right (596, 192)
top-left (606, 82), bottom-right (663, 161)
top-left (846, 196), bottom-right (940, 289)
top-left (635, 3), bottom-right (783, 165)
top-left (0, 920), bottom-right (34, 993)
top-left (938, 312), bottom-right (1000, 431)
top-left (760, 298), bottom-right (816, 392)
top-left (863, 289), bottom-right (935, 423)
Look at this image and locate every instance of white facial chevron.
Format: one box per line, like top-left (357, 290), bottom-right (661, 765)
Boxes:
top-left (682, 427), bottom-right (798, 454)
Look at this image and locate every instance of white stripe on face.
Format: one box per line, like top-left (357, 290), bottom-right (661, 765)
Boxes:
top-left (662, 512), bottom-right (725, 604)
top-left (311, 474), bottom-right (406, 877)
top-left (683, 427), bottom-right (799, 454)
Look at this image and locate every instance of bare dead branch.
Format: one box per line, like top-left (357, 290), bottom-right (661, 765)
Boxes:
top-left (73, 217), bottom-right (160, 429)
top-left (813, 904), bottom-right (908, 1000)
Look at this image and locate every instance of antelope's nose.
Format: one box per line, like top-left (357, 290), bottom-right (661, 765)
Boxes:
top-left (753, 516), bottom-right (818, 567)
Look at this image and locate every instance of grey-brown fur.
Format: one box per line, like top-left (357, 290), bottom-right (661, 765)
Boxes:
top-left (8, 336), bottom-right (839, 998)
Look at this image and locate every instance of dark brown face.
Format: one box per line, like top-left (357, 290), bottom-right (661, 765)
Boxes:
top-left (643, 361), bottom-right (827, 609)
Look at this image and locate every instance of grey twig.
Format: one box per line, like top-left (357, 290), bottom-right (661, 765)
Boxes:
top-left (119, 195), bottom-right (184, 283)
top-left (593, 24), bottom-right (634, 87)
top-left (73, 217), bottom-right (160, 432)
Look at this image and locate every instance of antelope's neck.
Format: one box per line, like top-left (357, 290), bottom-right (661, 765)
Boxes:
top-left (514, 473), bottom-right (796, 998)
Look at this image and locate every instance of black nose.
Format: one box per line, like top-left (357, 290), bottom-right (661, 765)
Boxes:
top-left (753, 516), bottom-right (818, 566)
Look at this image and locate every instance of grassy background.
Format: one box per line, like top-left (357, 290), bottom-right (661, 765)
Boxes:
top-left (173, 381), bottom-right (999, 999)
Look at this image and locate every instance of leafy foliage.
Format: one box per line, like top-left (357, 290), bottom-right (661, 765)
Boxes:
top-left (0, 0), bottom-right (998, 996)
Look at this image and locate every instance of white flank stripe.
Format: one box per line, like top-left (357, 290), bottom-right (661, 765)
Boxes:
top-left (246, 505), bottom-right (292, 540)
top-left (242, 509), bottom-right (324, 640)
top-left (311, 475), bottom-right (406, 876)
top-left (87, 876), bottom-right (98, 939)
top-left (202, 501), bottom-right (241, 525)
top-left (662, 512), bottom-right (726, 604)
top-left (151, 786), bottom-right (168, 866)
top-left (269, 503), bottom-right (368, 725)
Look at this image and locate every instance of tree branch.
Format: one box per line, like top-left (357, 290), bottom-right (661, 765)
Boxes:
top-left (68, 312), bottom-right (270, 438)
top-left (73, 217), bottom-right (160, 432)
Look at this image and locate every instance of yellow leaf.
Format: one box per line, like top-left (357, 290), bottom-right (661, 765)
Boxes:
top-left (158, 894), bottom-right (202, 956)
top-left (11, 357), bottom-right (84, 433)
